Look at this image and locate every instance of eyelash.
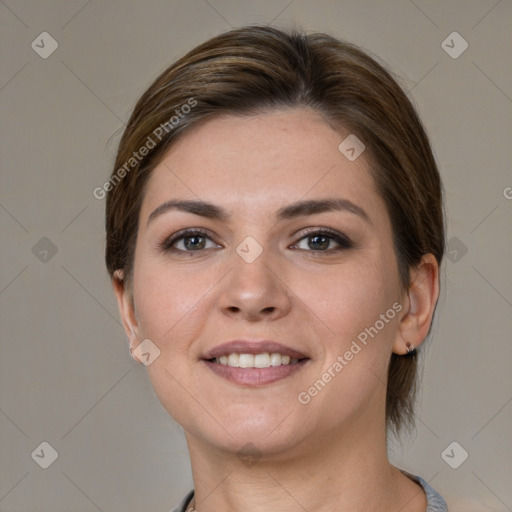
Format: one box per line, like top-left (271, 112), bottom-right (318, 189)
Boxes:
top-left (160, 228), bottom-right (215, 254)
top-left (291, 228), bottom-right (353, 252)
top-left (160, 227), bottom-right (353, 254)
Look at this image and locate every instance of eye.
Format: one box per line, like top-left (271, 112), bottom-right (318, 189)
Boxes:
top-left (290, 228), bottom-right (353, 252)
top-left (161, 229), bottom-right (221, 253)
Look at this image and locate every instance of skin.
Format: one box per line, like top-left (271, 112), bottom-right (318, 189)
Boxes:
top-left (114, 108), bottom-right (439, 511)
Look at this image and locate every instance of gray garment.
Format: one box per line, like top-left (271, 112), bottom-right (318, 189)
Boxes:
top-left (169, 490), bottom-right (194, 512)
top-left (403, 471), bottom-right (448, 512)
top-left (169, 472), bottom-right (448, 511)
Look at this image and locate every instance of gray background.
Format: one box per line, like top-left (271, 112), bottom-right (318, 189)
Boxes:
top-left (1, 1), bottom-right (511, 511)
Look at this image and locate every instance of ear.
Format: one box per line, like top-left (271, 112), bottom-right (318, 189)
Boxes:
top-left (112, 270), bottom-right (141, 360)
top-left (393, 254), bottom-right (440, 355)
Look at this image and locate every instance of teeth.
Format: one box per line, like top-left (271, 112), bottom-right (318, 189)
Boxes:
top-left (238, 354), bottom-right (254, 368)
top-left (270, 353), bottom-right (282, 366)
top-left (254, 353), bottom-right (270, 368)
top-left (214, 353), bottom-right (301, 368)
top-left (227, 353), bottom-right (239, 367)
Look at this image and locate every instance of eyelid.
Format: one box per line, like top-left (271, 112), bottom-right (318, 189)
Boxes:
top-left (293, 226), bottom-right (347, 237)
top-left (160, 227), bottom-right (222, 251)
top-left (290, 227), bottom-right (353, 250)
top-left (159, 226), bottom-right (353, 253)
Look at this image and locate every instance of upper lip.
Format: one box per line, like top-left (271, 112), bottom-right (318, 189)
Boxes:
top-left (202, 340), bottom-right (309, 360)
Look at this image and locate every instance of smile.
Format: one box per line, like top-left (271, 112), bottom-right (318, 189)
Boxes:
top-left (210, 353), bottom-right (302, 368)
top-left (203, 355), bottom-right (309, 386)
top-left (201, 340), bottom-right (310, 386)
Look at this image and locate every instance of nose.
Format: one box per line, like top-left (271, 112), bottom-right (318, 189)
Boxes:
top-left (218, 250), bottom-right (293, 322)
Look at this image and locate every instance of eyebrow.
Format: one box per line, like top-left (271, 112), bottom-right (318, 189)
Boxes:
top-left (147, 197), bottom-right (371, 226)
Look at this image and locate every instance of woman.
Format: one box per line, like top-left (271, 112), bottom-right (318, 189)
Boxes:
top-left (105, 25), bottom-right (448, 511)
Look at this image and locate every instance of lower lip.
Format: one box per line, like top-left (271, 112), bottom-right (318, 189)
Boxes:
top-left (203, 360), bottom-right (309, 386)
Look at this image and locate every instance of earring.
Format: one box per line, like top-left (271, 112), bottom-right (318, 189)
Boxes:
top-left (129, 346), bottom-right (140, 363)
top-left (405, 342), bottom-right (416, 357)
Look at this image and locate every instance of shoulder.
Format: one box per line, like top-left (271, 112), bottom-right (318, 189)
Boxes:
top-left (167, 480), bottom-right (448, 512)
top-left (167, 490), bottom-right (194, 512)
top-left (402, 471), bottom-right (448, 512)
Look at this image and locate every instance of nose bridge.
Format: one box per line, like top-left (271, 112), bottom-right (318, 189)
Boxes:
top-left (218, 239), bottom-right (292, 320)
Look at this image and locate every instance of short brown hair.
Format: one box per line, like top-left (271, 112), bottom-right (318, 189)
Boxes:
top-left (105, 25), bottom-right (445, 435)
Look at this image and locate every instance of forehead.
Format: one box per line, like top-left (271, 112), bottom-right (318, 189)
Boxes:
top-left (140, 108), bottom-right (383, 221)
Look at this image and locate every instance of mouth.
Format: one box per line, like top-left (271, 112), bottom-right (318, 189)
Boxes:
top-left (208, 352), bottom-right (305, 368)
top-left (202, 340), bottom-right (310, 386)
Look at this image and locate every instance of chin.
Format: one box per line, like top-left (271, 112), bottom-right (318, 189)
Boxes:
top-left (211, 430), bottom-right (307, 461)
top-left (183, 410), bottom-right (308, 458)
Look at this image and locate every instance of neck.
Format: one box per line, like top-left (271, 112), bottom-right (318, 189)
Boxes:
top-left (184, 411), bottom-right (425, 512)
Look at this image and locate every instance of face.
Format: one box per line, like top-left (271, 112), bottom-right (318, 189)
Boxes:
top-left (123, 108), bottom-right (408, 458)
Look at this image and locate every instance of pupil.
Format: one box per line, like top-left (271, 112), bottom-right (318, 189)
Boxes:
top-left (309, 235), bottom-right (329, 250)
top-left (185, 236), bottom-right (205, 250)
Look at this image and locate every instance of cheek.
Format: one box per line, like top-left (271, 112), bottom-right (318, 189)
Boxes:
top-left (292, 264), bottom-right (398, 427)
top-left (293, 254), bottom-right (401, 409)
top-left (131, 260), bottom-right (213, 424)
top-left (293, 258), bottom-right (399, 345)
top-left (132, 255), bottom-right (210, 344)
